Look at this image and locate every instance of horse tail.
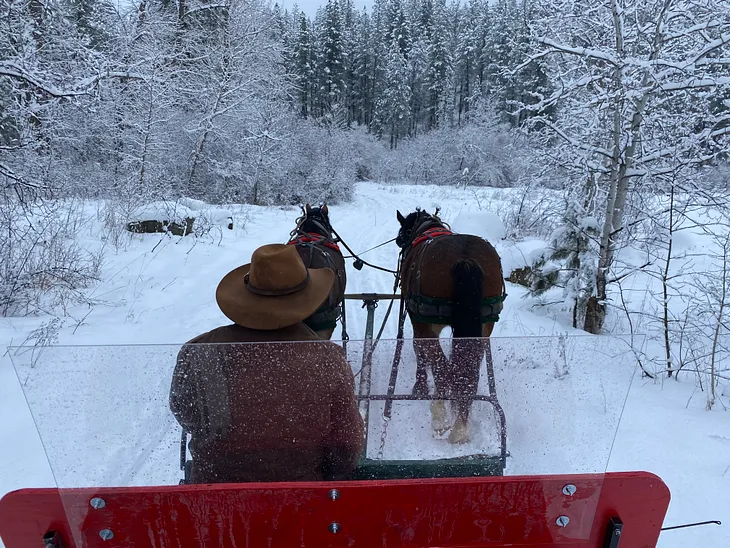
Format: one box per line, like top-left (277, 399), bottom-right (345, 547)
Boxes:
top-left (451, 259), bottom-right (484, 338)
top-left (449, 258), bottom-right (484, 407)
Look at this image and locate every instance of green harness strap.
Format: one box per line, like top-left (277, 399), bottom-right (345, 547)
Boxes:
top-left (303, 303), bottom-right (341, 331)
top-left (407, 294), bottom-right (507, 325)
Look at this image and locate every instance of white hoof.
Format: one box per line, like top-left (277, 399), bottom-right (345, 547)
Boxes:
top-left (430, 400), bottom-right (450, 436)
top-left (448, 420), bottom-right (470, 444)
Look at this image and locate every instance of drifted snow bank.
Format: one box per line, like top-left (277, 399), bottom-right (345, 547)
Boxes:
top-left (178, 198), bottom-right (233, 228)
top-left (126, 199), bottom-right (234, 237)
top-left (127, 202), bottom-right (196, 236)
top-left (130, 202), bottom-right (194, 223)
top-left (450, 210), bottom-right (506, 243)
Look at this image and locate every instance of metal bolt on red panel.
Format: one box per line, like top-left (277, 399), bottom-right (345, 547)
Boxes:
top-left (90, 497), bottom-right (106, 509)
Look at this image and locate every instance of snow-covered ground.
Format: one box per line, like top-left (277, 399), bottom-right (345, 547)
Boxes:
top-left (1, 183), bottom-right (728, 546)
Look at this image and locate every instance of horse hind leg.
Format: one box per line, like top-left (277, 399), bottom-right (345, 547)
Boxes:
top-left (411, 321), bottom-right (438, 396)
top-left (448, 399), bottom-right (471, 444)
top-left (449, 324), bottom-right (494, 443)
top-left (412, 322), bottom-right (451, 435)
top-left (448, 337), bottom-right (485, 445)
top-left (430, 400), bottom-right (449, 437)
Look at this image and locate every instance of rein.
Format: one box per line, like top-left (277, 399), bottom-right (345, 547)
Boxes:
top-left (342, 237), bottom-right (397, 259)
top-left (330, 226), bottom-right (400, 276)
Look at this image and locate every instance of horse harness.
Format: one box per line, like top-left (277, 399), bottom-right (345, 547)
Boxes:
top-left (288, 226), bottom-right (344, 332)
top-left (401, 220), bottom-right (506, 325)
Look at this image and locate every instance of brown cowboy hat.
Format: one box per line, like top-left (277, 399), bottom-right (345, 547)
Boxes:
top-left (216, 244), bottom-right (335, 330)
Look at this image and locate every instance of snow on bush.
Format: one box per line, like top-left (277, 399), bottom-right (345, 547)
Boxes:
top-left (179, 198), bottom-right (233, 228)
top-left (527, 199), bottom-right (600, 329)
top-left (451, 210), bottom-right (506, 243)
top-left (1, 198), bottom-right (103, 316)
top-left (129, 202), bottom-right (195, 224)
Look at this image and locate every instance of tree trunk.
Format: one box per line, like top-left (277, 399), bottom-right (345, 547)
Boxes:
top-left (708, 235), bottom-right (729, 410)
top-left (138, 89), bottom-right (154, 189)
top-left (585, 0), bottom-right (669, 333)
top-left (189, 87), bottom-right (223, 191)
top-left (663, 185), bottom-right (675, 377)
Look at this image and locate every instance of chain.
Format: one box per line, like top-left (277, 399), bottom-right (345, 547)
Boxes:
top-left (376, 416), bottom-right (390, 460)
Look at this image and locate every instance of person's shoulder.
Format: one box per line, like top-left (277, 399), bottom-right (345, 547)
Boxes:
top-left (181, 324), bottom-right (243, 346)
top-left (310, 340), bottom-right (348, 368)
top-left (201, 324), bottom-right (259, 342)
top-left (287, 322), bottom-right (324, 341)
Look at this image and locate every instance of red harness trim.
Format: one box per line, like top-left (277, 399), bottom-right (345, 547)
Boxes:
top-left (288, 232), bottom-right (340, 252)
top-left (412, 227), bottom-right (453, 247)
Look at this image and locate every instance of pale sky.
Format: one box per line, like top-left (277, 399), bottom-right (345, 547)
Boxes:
top-left (277, 0), bottom-right (375, 17)
top-left (118, 1), bottom-right (374, 20)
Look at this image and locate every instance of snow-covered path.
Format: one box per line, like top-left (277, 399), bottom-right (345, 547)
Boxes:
top-left (1, 183), bottom-right (728, 547)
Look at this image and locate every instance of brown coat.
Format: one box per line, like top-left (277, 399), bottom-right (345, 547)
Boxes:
top-left (170, 323), bottom-right (364, 483)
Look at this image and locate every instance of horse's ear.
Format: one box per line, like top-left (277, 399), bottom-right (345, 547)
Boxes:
top-left (305, 203), bottom-right (311, 213)
top-left (396, 210), bottom-right (405, 225)
top-left (322, 204), bottom-right (328, 215)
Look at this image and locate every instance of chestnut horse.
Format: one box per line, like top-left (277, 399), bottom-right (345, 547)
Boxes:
top-left (396, 209), bottom-right (505, 444)
top-left (288, 204), bottom-right (347, 339)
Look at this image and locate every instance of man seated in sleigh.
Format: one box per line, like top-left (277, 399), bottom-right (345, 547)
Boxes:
top-left (169, 244), bottom-right (364, 483)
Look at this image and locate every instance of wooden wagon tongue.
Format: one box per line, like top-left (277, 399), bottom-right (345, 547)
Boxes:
top-left (0, 472), bottom-right (669, 547)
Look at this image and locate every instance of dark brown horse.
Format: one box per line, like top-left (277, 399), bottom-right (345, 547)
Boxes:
top-left (288, 204), bottom-right (347, 339)
top-left (396, 208), bottom-right (505, 444)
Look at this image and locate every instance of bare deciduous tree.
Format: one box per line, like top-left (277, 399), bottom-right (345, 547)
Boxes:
top-left (523, 0), bottom-right (730, 333)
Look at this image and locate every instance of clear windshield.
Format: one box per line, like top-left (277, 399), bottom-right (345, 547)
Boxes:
top-left (6, 335), bottom-right (638, 545)
top-left (8, 335), bottom-right (637, 489)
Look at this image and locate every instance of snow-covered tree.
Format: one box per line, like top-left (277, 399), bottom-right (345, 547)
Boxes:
top-left (525, 0), bottom-right (730, 333)
top-left (375, 39), bottom-right (412, 148)
top-left (293, 13), bottom-right (315, 118)
top-left (529, 193), bottom-right (600, 328)
top-left (351, 9), bottom-right (373, 126)
top-left (320, 0), bottom-right (347, 112)
top-left (424, 0), bottom-right (451, 130)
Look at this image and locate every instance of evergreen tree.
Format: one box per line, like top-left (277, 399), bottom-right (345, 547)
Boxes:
top-left (424, 0), bottom-right (451, 130)
top-left (453, 0), bottom-right (483, 125)
top-left (408, 34), bottom-right (429, 135)
top-left (529, 196), bottom-right (600, 329)
top-left (482, 0), bottom-right (513, 106)
top-left (351, 9), bottom-right (373, 126)
top-left (386, 0), bottom-right (411, 57)
top-left (293, 13), bottom-right (315, 117)
top-left (340, 0), bottom-right (357, 125)
top-left (271, 0), bottom-right (553, 137)
top-left (375, 39), bottom-right (412, 148)
top-left (504, 0), bottom-right (554, 127)
top-left (65, 0), bottom-right (116, 49)
top-left (321, 0), bottom-right (346, 112)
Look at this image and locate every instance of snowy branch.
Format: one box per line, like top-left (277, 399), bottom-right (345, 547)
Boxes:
top-left (0, 62), bottom-right (82, 98)
top-left (541, 120), bottom-right (613, 159)
top-left (182, 3), bottom-right (231, 18)
top-left (0, 62), bottom-right (147, 97)
top-left (536, 37), bottom-right (619, 66)
top-left (659, 76), bottom-right (730, 92)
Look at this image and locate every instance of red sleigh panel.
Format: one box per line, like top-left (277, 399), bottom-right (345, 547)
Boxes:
top-left (0, 472), bottom-right (669, 548)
